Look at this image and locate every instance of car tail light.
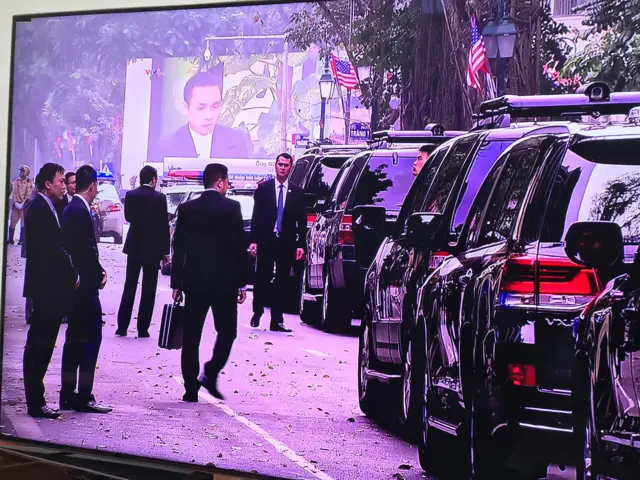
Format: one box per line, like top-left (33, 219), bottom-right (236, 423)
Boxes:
top-left (338, 214), bottom-right (354, 245)
top-left (307, 213), bottom-right (317, 229)
top-left (429, 251), bottom-right (450, 270)
top-left (508, 363), bottom-right (536, 387)
top-left (106, 204), bottom-right (122, 213)
top-left (499, 254), bottom-right (600, 309)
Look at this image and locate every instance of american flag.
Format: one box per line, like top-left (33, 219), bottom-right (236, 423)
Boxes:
top-left (330, 53), bottom-right (359, 90)
top-left (466, 15), bottom-right (497, 98)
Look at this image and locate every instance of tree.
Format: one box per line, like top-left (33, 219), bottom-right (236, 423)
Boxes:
top-left (561, 0), bottom-right (639, 90)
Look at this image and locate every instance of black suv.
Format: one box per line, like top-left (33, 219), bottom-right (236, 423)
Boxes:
top-left (410, 87), bottom-right (640, 478)
top-left (302, 128), bottom-right (462, 331)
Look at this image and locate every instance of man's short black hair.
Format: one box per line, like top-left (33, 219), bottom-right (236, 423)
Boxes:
top-left (140, 165), bottom-right (158, 185)
top-left (184, 65), bottom-right (224, 105)
top-left (76, 165), bottom-right (98, 193)
top-left (203, 163), bottom-right (228, 189)
top-left (35, 163), bottom-right (65, 191)
top-left (276, 152), bottom-right (293, 165)
top-left (418, 145), bottom-right (431, 154)
top-left (65, 171), bottom-right (76, 184)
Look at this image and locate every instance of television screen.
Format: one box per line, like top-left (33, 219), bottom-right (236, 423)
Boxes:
top-left (3, 0), bottom-right (633, 479)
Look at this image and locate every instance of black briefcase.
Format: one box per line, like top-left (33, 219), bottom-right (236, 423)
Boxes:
top-left (159, 301), bottom-right (184, 350)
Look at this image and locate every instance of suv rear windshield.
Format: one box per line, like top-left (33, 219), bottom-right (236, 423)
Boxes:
top-left (540, 138), bottom-right (640, 253)
top-left (305, 160), bottom-right (344, 200)
top-left (352, 154), bottom-right (415, 213)
top-left (290, 157), bottom-right (312, 186)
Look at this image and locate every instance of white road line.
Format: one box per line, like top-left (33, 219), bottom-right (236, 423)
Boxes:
top-left (302, 349), bottom-right (330, 357)
top-left (3, 409), bottom-right (43, 439)
top-left (172, 376), bottom-right (334, 480)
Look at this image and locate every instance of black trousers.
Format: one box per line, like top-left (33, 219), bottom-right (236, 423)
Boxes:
top-left (181, 290), bottom-right (238, 394)
top-left (23, 303), bottom-right (63, 410)
top-left (61, 289), bottom-right (103, 402)
top-left (253, 235), bottom-right (294, 325)
top-left (117, 256), bottom-right (160, 333)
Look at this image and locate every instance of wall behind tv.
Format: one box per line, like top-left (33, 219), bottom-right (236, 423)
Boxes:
top-left (0, 0), bottom-right (245, 293)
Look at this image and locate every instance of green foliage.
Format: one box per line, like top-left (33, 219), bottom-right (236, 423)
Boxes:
top-left (562, 0), bottom-right (640, 89)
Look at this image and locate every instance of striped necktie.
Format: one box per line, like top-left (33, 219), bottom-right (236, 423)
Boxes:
top-left (276, 184), bottom-right (284, 233)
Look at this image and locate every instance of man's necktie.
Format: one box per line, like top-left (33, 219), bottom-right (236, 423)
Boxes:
top-left (276, 185), bottom-right (284, 234)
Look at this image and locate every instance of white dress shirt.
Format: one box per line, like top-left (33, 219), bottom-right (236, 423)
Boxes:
top-left (273, 179), bottom-right (289, 232)
top-left (189, 125), bottom-right (213, 158)
top-left (38, 192), bottom-right (60, 227)
top-left (74, 194), bottom-right (91, 212)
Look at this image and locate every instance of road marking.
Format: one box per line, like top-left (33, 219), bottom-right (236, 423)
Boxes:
top-left (172, 376), bottom-right (335, 480)
top-left (1, 407), bottom-right (43, 439)
top-left (302, 349), bottom-right (330, 357)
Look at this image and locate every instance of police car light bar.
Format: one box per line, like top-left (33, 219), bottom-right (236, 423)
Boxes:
top-left (167, 170), bottom-right (203, 180)
top-left (479, 83), bottom-right (640, 118)
top-left (96, 171), bottom-right (114, 180)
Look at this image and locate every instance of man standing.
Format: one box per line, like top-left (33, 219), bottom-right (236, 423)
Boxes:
top-left (171, 163), bottom-right (248, 402)
top-left (413, 145), bottom-right (431, 177)
top-left (23, 163), bottom-right (78, 418)
top-left (60, 165), bottom-right (112, 414)
top-left (117, 166), bottom-right (170, 338)
top-left (8, 165), bottom-right (33, 245)
top-left (249, 153), bottom-right (306, 332)
top-left (55, 171), bottom-right (76, 218)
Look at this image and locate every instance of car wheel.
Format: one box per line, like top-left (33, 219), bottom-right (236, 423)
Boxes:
top-left (358, 313), bottom-right (381, 418)
top-left (113, 233), bottom-right (123, 245)
top-left (321, 272), bottom-right (345, 332)
top-left (300, 268), bottom-right (320, 325)
top-left (399, 333), bottom-right (424, 441)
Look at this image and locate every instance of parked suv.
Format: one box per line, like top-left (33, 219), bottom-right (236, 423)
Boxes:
top-left (410, 87), bottom-right (640, 478)
top-left (302, 128), bottom-right (462, 331)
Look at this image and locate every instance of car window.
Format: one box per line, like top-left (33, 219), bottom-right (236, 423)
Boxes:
top-left (464, 159), bottom-right (505, 249)
top-left (290, 158), bottom-right (311, 187)
top-left (476, 147), bottom-right (540, 247)
top-left (539, 138), bottom-right (640, 255)
top-left (396, 145), bottom-right (450, 234)
top-left (305, 161), bottom-right (342, 200)
top-left (420, 138), bottom-right (478, 214)
top-left (351, 153), bottom-right (415, 212)
top-left (332, 154), bottom-right (368, 211)
top-left (450, 140), bottom-right (513, 239)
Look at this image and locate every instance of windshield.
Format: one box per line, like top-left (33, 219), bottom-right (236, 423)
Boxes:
top-left (97, 184), bottom-right (120, 202)
top-left (352, 154), bottom-right (415, 213)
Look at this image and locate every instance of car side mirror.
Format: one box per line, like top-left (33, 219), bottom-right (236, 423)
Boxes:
top-left (564, 221), bottom-right (624, 270)
top-left (406, 212), bottom-right (445, 246)
top-left (353, 205), bottom-right (387, 267)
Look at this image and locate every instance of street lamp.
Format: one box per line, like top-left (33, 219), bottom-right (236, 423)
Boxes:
top-left (482, 4), bottom-right (517, 96)
top-left (318, 56), bottom-right (335, 142)
top-left (495, 13), bottom-right (517, 59)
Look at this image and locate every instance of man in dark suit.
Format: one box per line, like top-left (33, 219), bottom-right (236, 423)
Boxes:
top-left (55, 171), bottom-right (76, 218)
top-left (149, 67), bottom-right (252, 163)
top-left (249, 153), bottom-right (306, 333)
top-left (23, 163), bottom-right (78, 419)
top-left (116, 166), bottom-right (170, 338)
top-left (59, 165), bottom-right (112, 414)
top-left (172, 163), bottom-right (248, 402)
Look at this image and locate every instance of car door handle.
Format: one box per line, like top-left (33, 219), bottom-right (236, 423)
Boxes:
top-left (459, 269), bottom-right (473, 286)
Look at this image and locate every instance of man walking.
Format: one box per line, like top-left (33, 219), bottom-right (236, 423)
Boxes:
top-left (117, 166), bottom-right (170, 338)
top-left (171, 163), bottom-right (248, 402)
top-left (60, 165), bottom-right (112, 414)
top-left (249, 153), bottom-right (306, 332)
top-left (9, 165), bottom-right (33, 245)
top-left (23, 163), bottom-right (78, 418)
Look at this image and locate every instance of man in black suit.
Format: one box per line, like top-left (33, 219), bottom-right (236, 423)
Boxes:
top-left (149, 67), bottom-right (252, 163)
top-left (60, 165), bottom-right (112, 414)
top-left (55, 171), bottom-right (76, 218)
top-left (249, 153), bottom-right (306, 333)
top-left (23, 163), bottom-right (78, 419)
top-left (172, 163), bottom-right (248, 402)
top-left (116, 166), bottom-right (170, 337)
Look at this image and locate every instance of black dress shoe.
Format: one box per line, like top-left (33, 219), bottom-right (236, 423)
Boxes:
top-left (270, 323), bottom-right (292, 333)
top-left (137, 331), bottom-right (150, 338)
top-left (59, 393), bottom-right (78, 410)
top-left (74, 400), bottom-right (112, 414)
top-left (28, 405), bottom-right (61, 419)
top-left (250, 314), bottom-right (261, 328)
top-left (182, 392), bottom-right (198, 402)
top-left (115, 329), bottom-right (127, 337)
top-left (198, 374), bottom-right (224, 400)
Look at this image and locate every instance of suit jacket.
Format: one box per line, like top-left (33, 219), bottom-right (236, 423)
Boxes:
top-left (171, 190), bottom-right (248, 294)
top-left (55, 194), bottom-right (69, 219)
top-left (150, 124), bottom-right (252, 163)
top-left (61, 197), bottom-right (105, 293)
top-left (123, 186), bottom-right (170, 262)
top-left (249, 179), bottom-right (306, 252)
top-left (23, 194), bottom-right (77, 315)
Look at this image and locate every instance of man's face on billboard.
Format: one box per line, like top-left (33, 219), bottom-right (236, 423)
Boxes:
top-left (183, 85), bottom-right (223, 136)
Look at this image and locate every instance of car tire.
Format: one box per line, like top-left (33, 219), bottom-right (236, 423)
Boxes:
top-left (113, 233), bottom-right (123, 245)
top-left (321, 272), bottom-right (347, 332)
top-left (358, 311), bottom-right (382, 418)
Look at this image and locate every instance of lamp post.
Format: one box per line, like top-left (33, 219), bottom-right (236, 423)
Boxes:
top-left (482, 1), bottom-right (517, 96)
top-left (318, 56), bottom-right (335, 142)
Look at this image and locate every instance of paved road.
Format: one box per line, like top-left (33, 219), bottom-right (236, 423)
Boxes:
top-left (1, 241), bottom-right (426, 480)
